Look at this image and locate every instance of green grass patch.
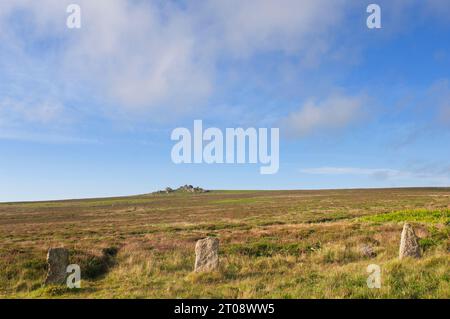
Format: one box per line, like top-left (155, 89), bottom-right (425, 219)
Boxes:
top-left (361, 209), bottom-right (450, 224)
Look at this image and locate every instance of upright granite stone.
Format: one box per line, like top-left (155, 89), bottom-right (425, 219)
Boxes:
top-left (45, 248), bottom-right (69, 285)
top-left (195, 237), bottom-right (219, 272)
top-left (399, 223), bottom-right (421, 259)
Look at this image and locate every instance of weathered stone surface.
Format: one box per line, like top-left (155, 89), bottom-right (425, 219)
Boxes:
top-left (360, 244), bottom-right (376, 258)
top-left (45, 248), bottom-right (69, 285)
top-left (195, 237), bottom-right (219, 272)
top-left (399, 223), bottom-right (421, 259)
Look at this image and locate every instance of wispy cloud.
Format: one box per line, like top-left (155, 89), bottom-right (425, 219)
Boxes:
top-left (300, 167), bottom-right (405, 179)
top-left (0, 0), bottom-right (448, 130)
top-left (280, 94), bottom-right (366, 138)
top-left (0, 129), bottom-right (99, 144)
top-left (0, 0), bottom-right (355, 122)
top-left (0, 98), bottom-right (64, 125)
top-left (300, 166), bottom-right (450, 184)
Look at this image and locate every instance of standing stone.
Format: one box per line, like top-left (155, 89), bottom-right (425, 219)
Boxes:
top-left (399, 223), bottom-right (421, 259)
top-left (45, 248), bottom-right (69, 285)
top-left (195, 237), bottom-right (219, 272)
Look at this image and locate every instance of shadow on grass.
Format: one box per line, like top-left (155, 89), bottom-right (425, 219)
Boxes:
top-left (71, 246), bottom-right (119, 280)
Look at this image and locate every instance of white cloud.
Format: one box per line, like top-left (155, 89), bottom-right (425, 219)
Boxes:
top-left (0, 128), bottom-right (98, 144)
top-left (0, 0), bottom-right (353, 122)
top-left (0, 96), bottom-right (85, 144)
top-left (0, 0), bottom-right (448, 127)
top-left (198, 0), bottom-right (348, 58)
top-left (280, 94), bottom-right (365, 137)
top-left (0, 98), bottom-right (63, 125)
top-left (62, 0), bottom-right (214, 115)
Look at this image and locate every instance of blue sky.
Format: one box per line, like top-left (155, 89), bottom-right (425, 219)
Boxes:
top-left (1, 0), bottom-right (450, 201)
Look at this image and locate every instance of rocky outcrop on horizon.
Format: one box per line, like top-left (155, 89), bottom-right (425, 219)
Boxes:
top-left (153, 185), bottom-right (209, 194)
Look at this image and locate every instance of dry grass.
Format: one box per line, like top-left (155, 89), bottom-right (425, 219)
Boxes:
top-left (0, 188), bottom-right (448, 298)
